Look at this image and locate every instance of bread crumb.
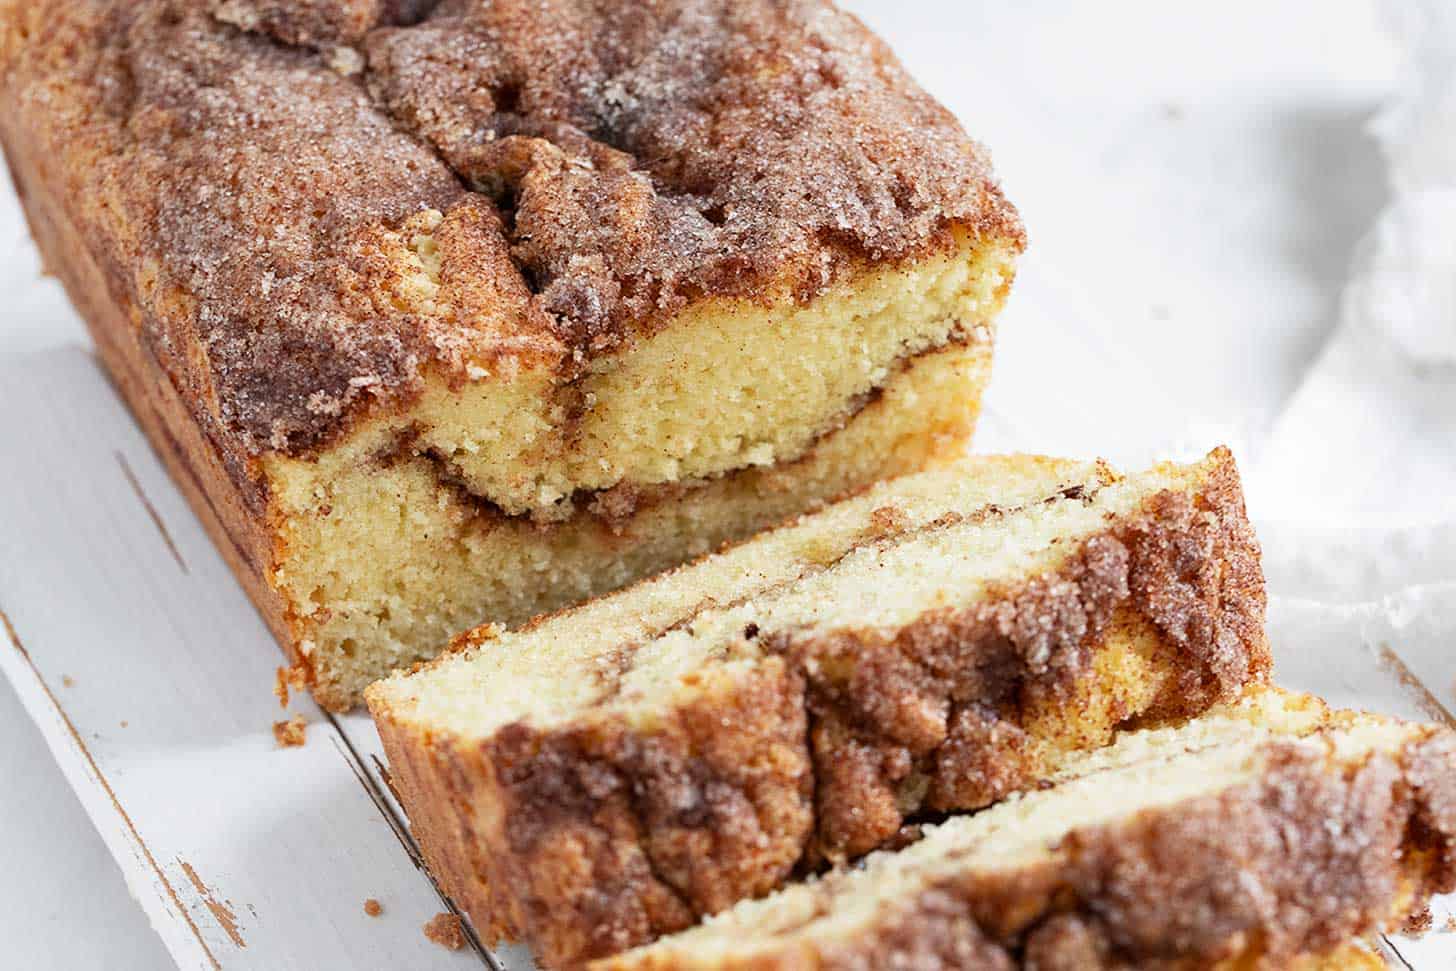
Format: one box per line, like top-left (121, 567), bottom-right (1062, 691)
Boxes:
top-left (423, 912), bottom-right (465, 950)
top-left (62, 675), bottom-right (75, 688)
top-left (119, 720), bottom-right (129, 728)
top-left (363, 898), bottom-right (382, 917)
top-left (1445, 915), bottom-right (1456, 933)
top-left (274, 664), bottom-right (308, 708)
top-left (272, 715), bottom-right (307, 748)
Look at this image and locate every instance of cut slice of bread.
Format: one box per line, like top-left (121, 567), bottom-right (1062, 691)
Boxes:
top-left (367, 447), bottom-right (1269, 967)
top-left (598, 690), bottom-right (1456, 970)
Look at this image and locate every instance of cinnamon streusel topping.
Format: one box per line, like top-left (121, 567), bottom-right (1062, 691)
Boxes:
top-left (3, 0), bottom-right (1020, 460)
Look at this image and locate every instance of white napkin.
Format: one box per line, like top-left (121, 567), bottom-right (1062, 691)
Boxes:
top-left (1252, 0), bottom-right (1455, 633)
top-left (1254, 16), bottom-right (1455, 945)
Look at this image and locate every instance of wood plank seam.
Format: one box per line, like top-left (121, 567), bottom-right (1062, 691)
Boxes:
top-left (1376, 644), bottom-right (1456, 731)
top-left (322, 713), bottom-right (498, 969)
top-left (114, 449), bottom-right (189, 575)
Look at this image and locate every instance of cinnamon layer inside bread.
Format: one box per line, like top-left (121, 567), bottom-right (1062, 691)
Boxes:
top-left (282, 334), bottom-right (993, 708)
top-left (265, 225), bottom-right (1017, 521)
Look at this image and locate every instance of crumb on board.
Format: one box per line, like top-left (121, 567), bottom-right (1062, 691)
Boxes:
top-left (272, 714), bottom-right (307, 748)
top-left (62, 675), bottom-right (75, 688)
top-left (274, 663), bottom-right (308, 708)
top-left (120, 720), bottom-right (128, 728)
top-left (423, 912), bottom-right (465, 950)
top-left (1445, 915), bottom-right (1456, 933)
top-left (363, 898), bottom-right (382, 917)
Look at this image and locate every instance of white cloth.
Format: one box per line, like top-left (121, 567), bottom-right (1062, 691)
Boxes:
top-left (1253, 0), bottom-right (1455, 609)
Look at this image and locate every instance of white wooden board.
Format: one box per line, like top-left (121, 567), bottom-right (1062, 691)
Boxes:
top-left (0, 348), bottom-right (507, 970)
top-left (2, 0), bottom-right (1453, 967)
top-left (4, 347), bottom-right (1453, 970)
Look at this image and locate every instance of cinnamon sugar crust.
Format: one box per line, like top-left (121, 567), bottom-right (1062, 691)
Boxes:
top-left (3, 0), bottom-right (1020, 465)
top-left (895, 734), bottom-right (1456, 969)
top-left (211, 0), bottom-right (435, 47)
top-left (363, 0), bottom-right (1022, 353)
top-left (599, 729), bottom-right (1456, 971)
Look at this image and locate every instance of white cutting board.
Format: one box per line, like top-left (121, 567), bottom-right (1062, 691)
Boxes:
top-left (2, 0), bottom-right (1453, 967)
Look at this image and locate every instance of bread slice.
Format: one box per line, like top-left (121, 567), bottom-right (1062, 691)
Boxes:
top-left (598, 689), bottom-right (1456, 971)
top-left (368, 447), bottom-right (1269, 967)
top-left (0, 0), bottom-right (1020, 708)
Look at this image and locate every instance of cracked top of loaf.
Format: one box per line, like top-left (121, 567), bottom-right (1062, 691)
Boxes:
top-left (1, 0), bottom-right (1020, 459)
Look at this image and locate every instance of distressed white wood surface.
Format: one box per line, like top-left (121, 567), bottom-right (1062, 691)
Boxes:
top-left (0, 349), bottom-right (504, 970)
top-left (2, 0), bottom-right (1453, 968)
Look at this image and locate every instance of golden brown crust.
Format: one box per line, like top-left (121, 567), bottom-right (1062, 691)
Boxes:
top-left (2, 0), bottom-right (1021, 464)
top-left (375, 658), bottom-right (814, 966)
top-left (3, 0), bottom-right (477, 463)
top-left (0, 87), bottom-right (322, 690)
top-left (371, 455), bottom-right (1270, 968)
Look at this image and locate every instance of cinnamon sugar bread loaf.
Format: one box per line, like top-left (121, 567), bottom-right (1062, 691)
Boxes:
top-left (367, 447), bottom-right (1270, 967)
top-left (598, 688), bottom-right (1456, 971)
top-left (0, 0), bottom-right (1021, 709)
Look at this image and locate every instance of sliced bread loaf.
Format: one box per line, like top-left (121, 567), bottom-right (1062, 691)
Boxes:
top-left (368, 447), bottom-right (1268, 966)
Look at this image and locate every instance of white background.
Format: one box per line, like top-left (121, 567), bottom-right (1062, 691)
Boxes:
top-left (0, 1), bottom-right (1413, 967)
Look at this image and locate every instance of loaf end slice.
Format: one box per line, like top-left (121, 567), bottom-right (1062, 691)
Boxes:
top-left (599, 691), bottom-right (1456, 971)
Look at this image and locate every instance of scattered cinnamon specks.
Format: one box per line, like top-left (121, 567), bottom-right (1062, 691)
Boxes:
top-left (272, 714), bottom-right (307, 748)
top-left (363, 898), bottom-right (382, 917)
top-left (867, 504), bottom-right (909, 538)
top-left (423, 912), bottom-right (465, 950)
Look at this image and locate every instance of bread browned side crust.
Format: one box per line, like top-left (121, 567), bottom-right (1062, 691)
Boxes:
top-left (370, 451), bottom-right (1270, 968)
top-left (382, 658), bottom-right (815, 964)
top-left (601, 730), bottom-right (1456, 971)
top-left (0, 80), bottom-right (302, 675)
